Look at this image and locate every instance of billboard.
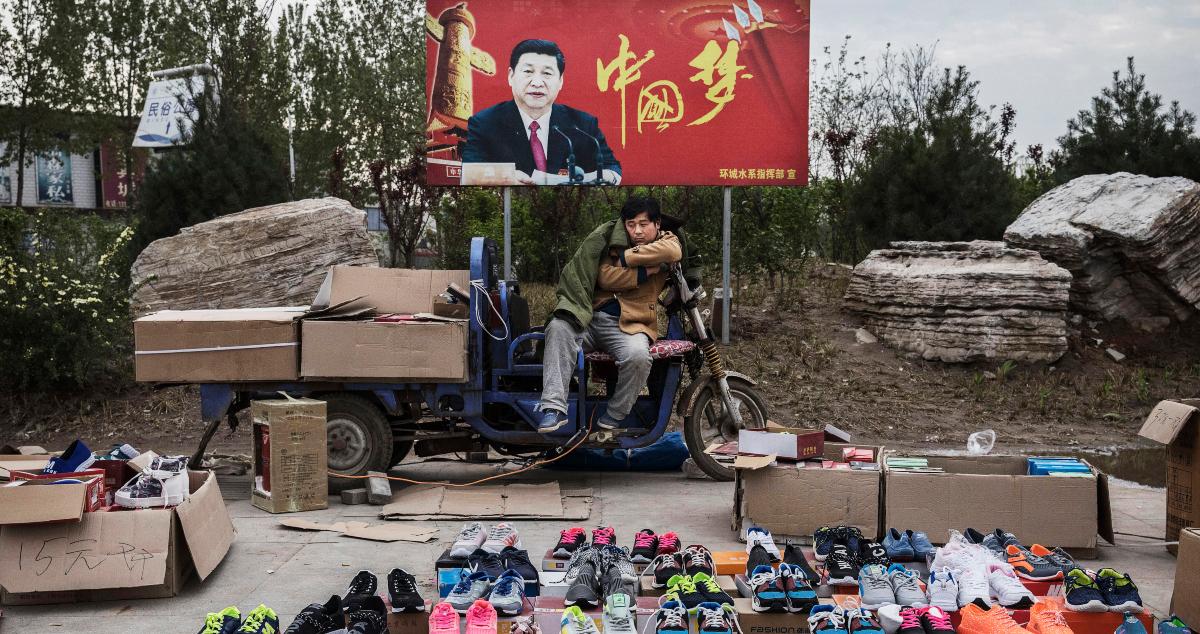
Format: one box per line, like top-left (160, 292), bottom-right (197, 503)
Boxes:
top-left (133, 75), bottom-right (208, 148)
top-left (35, 150), bottom-right (73, 206)
top-left (424, 0), bottom-right (810, 187)
top-left (99, 142), bottom-right (147, 208)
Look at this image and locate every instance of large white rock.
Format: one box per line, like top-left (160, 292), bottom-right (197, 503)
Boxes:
top-left (843, 241), bottom-right (1072, 363)
top-left (131, 197), bottom-right (379, 316)
top-left (1004, 173), bottom-right (1200, 325)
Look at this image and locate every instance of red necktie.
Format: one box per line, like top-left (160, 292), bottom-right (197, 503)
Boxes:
top-left (529, 121), bottom-right (547, 173)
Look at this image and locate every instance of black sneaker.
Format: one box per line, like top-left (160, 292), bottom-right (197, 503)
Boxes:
top-left (692, 571), bottom-right (734, 606)
top-left (344, 570), bottom-right (378, 610)
top-left (683, 544), bottom-right (715, 577)
top-left (858, 541), bottom-right (891, 568)
top-left (564, 549), bottom-right (602, 608)
top-left (994, 528), bottom-right (1021, 549)
top-left (964, 528), bottom-right (1005, 558)
top-left (746, 544), bottom-right (774, 577)
top-left (554, 527), bottom-right (587, 558)
top-left (813, 526), bottom-right (837, 561)
top-left (285, 595), bottom-right (343, 633)
top-left (501, 547), bottom-right (541, 585)
top-left (388, 568), bottom-right (424, 613)
top-left (825, 541), bottom-right (859, 585)
top-left (601, 563), bottom-right (637, 604)
top-left (653, 552), bottom-right (684, 588)
top-left (469, 547), bottom-right (506, 579)
top-left (631, 529), bottom-right (659, 564)
top-left (782, 544), bottom-right (820, 583)
top-left (346, 595), bottom-right (388, 634)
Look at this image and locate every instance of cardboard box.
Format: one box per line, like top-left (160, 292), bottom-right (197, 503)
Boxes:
top-left (1174, 527), bottom-right (1200, 628)
top-left (433, 297), bottom-right (469, 319)
top-left (884, 454), bottom-right (1112, 549)
top-left (1138, 399), bottom-right (1200, 553)
top-left (0, 470), bottom-right (234, 605)
top-left (733, 444), bottom-right (883, 541)
top-left (312, 265), bottom-right (470, 315)
top-left (738, 427), bottom-right (824, 461)
top-left (0, 470), bottom-right (106, 524)
top-left (0, 454), bottom-right (53, 481)
top-left (734, 597), bottom-right (822, 634)
top-left (301, 319), bottom-right (468, 382)
top-left (251, 398), bottom-right (329, 514)
top-left (135, 307), bottom-right (306, 382)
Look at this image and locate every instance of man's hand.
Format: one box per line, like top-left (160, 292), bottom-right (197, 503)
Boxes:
top-left (514, 170), bottom-right (535, 185)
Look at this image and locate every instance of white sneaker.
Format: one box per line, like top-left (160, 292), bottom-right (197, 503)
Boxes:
top-left (876, 604), bottom-right (903, 634)
top-left (956, 567), bottom-right (991, 608)
top-left (114, 456), bottom-right (190, 508)
top-left (451, 522), bottom-right (486, 557)
top-left (483, 522), bottom-right (523, 553)
top-left (746, 526), bottom-right (781, 560)
top-left (987, 562), bottom-right (1036, 608)
top-left (926, 567), bottom-right (960, 612)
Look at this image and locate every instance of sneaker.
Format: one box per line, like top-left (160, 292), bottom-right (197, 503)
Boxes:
top-left (114, 455), bottom-right (190, 508)
top-left (693, 571), bottom-right (734, 606)
top-left (501, 547), bottom-right (540, 585)
top-left (448, 571), bottom-right (493, 612)
top-left (814, 526), bottom-right (838, 561)
top-left (664, 574), bottom-right (706, 609)
top-left (1027, 600), bottom-right (1075, 634)
top-left (389, 568), bottom-right (425, 613)
top-left (1005, 544), bottom-right (1064, 581)
top-left (561, 605), bottom-right (601, 634)
top-left (778, 563), bottom-right (817, 612)
top-left (592, 526), bottom-right (617, 548)
top-left (1159, 616), bottom-right (1193, 634)
top-left (883, 529), bottom-right (916, 562)
top-left (345, 570), bottom-right (379, 601)
top-left (98, 443), bottom-right (140, 461)
top-left (469, 548), bottom-right (506, 579)
top-left (483, 523), bottom-right (523, 553)
top-left (600, 545), bottom-right (637, 582)
top-left (810, 605), bottom-right (850, 634)
top-left (958, 601), bottom-right (1032, 634)
top-left (888, 564), bottom-right (927, 607)
top-left (964, 528), bottom-right (1005, 559)
top-left (452, 522), bottom-right (487, 557)
top-left (846, 603), bottom-right (885, 634)
top-left (1063, 568), bottom-right (1107, 612)
top-left (554, 527), bottom-right (587, 558)
top-left (897, 607), bottom-right (926, 634)
top-left (466, 599), bottom-right (499, 634)
top-left (238, 605), bottom-right (280, 634)
top-left (489, 569), bottom-right (526, 615)
top-left (747, 526), bottom-right (782, 561)
top-left (654, 601), bottom-right (691, 634)
top-left (859, 564), bottom-right (896, 610)
top-left (285, 595), bottom-right (343, 634)
top-left (926, 567), bottom-right (960, 612)
top-left (346, 595), bottom-right (389, 634)
top-left (877, 605), bottom-right (904, 634)
top-left (538, 409), bottom-right (569, 433)
top-left (1029, 544), bottom-right (1076, 575)
top-left (600, 562), bottom-right (637, 605)
top-left (958, 568), bottom-right (992, 608)
top-left (695, 602), bottom-right (737, 634)
top-left (783, 544), bottom-right (821, 583)
top-left (826, 541), bottom-right (860, 585)
top-left (922, 607), bottom-right (957, 634)
top-left (44, 439), bottom-right (97, 474)
top-left (563, 549), bottom-right (601, 608)
top-left (657, 531), bottom-right (682, 557)
top-left (747, 543), bottom-right (774, 576)
top-left (631, 529), bottom-right (658, 563)
top-left (908, 531), bottom-right (935, 561)
top-left (988, 563), bottom-right (1035, 608)
top-left (512, 615), bottom-right (542, 634)
top-left (1095, 568), bottom-right (1144, 613)
top-left (683, 544), bottom-right (715, 577)
top-left (652, 551), bottom-right (684, 588)
top-left (994, 529), bottom-right (1021, 550)
top-left (429, 602), bottom-right (462, 634)
top-left (859, 540), bottom-right (891, 568)
top-left (197, 607), bottom-right (241, 634)
top-left (750, 564), bottom-right (789, 612)
top-left (602, 592), bottom-right (638, 634)
top-left (1117, 613), bottom-right (1148, 634)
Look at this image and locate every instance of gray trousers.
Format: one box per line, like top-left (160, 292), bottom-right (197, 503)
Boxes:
top-left (539, 312), bottom-right (652, 421)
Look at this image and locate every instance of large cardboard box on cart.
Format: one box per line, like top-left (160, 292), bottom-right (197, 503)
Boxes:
top-left (134, 307), bottom-right (307, 382)
top-left (0, 467), bottom-right (235, 605)
top-left (1137, 399), bottom-right (1200, 554)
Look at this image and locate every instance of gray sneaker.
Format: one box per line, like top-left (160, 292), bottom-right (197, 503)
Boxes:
top-left (447, 571), bottom-right (492, 612)
top-left (564, 549), bottom-right (602, 608)
top-left (600, 545), bottom-right (637, 582)
top-left (888, 564), bottom-right (927, 606)
top-left (601, 593), bottom-right (637, 634)
top-left (858, 564), bottom-right (896, 609)
top-left (489, 569), bottom-right (526, 615)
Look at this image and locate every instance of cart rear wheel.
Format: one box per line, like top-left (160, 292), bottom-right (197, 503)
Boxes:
top-left (324, 393), bottom-right (394, 493)
top-left (683, 376), bottom-right (769, 481)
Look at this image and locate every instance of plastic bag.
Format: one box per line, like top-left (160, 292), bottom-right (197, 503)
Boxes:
top-left (967, 429), bottom-right (996, 455)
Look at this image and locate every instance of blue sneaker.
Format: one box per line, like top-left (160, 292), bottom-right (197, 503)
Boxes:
top-left (197, 606), bottom-right (241, 634)
top-left (654, 601), bottom-right (690, 634)
top-left (237, 605), bottom-right (279, 633)
top-left (1064, 568), bottom-right (1107, 612)
top-left (1159, 616), bottom-right (1193, 634)
top-left (845, 605), bottom-right (885, 634)
top-left (1116, 612), bottom-right (1149, 634)
top-left (537, 409), bottom-right (568, 433)
top-left (749, 564), bottom-right (787, 612)
top-left (777, 563), bottom-right (818, 612)
top-left (43, 439), bottom-right (96, 474)
top-left (882, 528), bottom-right (915, 561)
top-left (808, 605), bottom-right (849, 634)
top-left (489, 568), bottom-right (526, 615)
top-left (1097, 568), bottom-right (1144, 613)
top-left (907, 530), bottom-right (935, 560)
top-left (596, 412), bottom-right (624, 430)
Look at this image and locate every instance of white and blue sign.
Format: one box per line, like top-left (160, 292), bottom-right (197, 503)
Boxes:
top-left (133, 76), bottom-right (208, 148)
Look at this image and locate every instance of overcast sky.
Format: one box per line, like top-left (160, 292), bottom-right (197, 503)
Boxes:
top-left (812, 0), bottom-right (1200, 151)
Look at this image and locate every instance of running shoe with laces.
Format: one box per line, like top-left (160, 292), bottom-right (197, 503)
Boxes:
top-left (1158, 616), bottom-right (1192, 634)
top-left (897, 607), bottom-right (925, 634)
top-left (826, 541), bottom-right (860, 585)
top-left (1063, 568), bottom-right (1106, 612)
top-left (651, 551), bottom-right (684, 588)
top-left (197, 607), bottom-right (241, 634)
top-left (695, 601), bottom-right (738, 634)
top-left (845, 601), bottom-right (885, 634)
top-left (810, 605), bottom-right (850, 634)
top-left (988, 562), bottom-right (1035, 608)
top-left (602, 592), bottom-right (638, 634)
top-left (782, 543), bottom-right (821, 582)
top-left (453, 522), bottom-right (487, 557)
top-left (777, 563), bottom-right (818, 612)
top-left (1005, 544), bottom-right (1064, 581)
top-left (285, 595), bottom-right (342, 634)
top-left (747, 543), bottom-right (774, 576)
top-left (561, 605), bottom-right (601, 634)
top-left (657, 531), bottom-right (681, 557)
top-left (1116, 612), bottom-right (1148, 634)
top-left (449, 571), bottom-right (494, 612)
top-left (749, 564), bottom-right (788, 612)
top-left (814, 526), bottom-right (838, 561)
top-left (601, 545), bottom-right (638, 581)
top-left (1096, 568), bottom-right (1144, 613)
top-left (963, 528), bottom-right (1005, 559)
top-left (654, 601), bottom-right (691, 634)
top-left (564, 549), bottom-right (602, 608)
top-left (926, 567), bottom-right (960, 612)
top-left (465, 599), bottom-right (499, 634)
top-left (554, 527), bottom-right (587, 558)
top-left (859, 540), bottom-right (891, 568)
top-left (238, 605), bottom-right (280, 634)
top-left (683, 544), bottom-right (715, 577)
top-left (345, 570), bottom-right (379, 601)
top-left (501, 547), bottom-right (540, 585)
top-left (958, 567), bottom-right (993, 608)
top-left (747, 526), bottom-right (782, 561)
top-left (665, 573), bottom-right (705, 609)
top-left (958, 600), bottom-right (1032, 634)
top-left (858, 564), bottom-right (896, 609)
top-left (591, 526), bottom-right (617, 548)
top-left (922, 606), bottom-right (956, 634)
top-left (430, 602), bottom-right (461, 634)
top-left (489, 569), bottom-right (527, 615)
top-left (115, 455), bottom-right (190, 508)
top-left (1029, 544), bottom-right (1075, 575)
top-left (887, 564), bottom-right (927, 607)
top-left (389, 568), bottom-right (425, 613)
top-left (631, 529), bottom-right (659, 563)
top-left (601, 563), bottom-right (638, 605)
top-left (469, 548), bottom-right (507, 579)
top-left (483, 523), bottom-right (524, 553)
top-left (691, 571), bottom-right (733, 606)
top-left (346, 595), bottom-right (389, 634)
top-left (1027, 600), bottom-right (1076, 634)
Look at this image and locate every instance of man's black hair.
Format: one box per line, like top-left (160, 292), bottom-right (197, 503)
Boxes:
top-left (509, 39), bottom-right (566, 74)
top-left (620, 195), bottom-right (661, 223)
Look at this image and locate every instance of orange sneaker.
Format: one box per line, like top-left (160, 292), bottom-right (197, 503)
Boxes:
top-left (1005, 544), bottom-right (1063, 581)
top-left (958, 601), bottom-right (1032, 634)
top-left (1028, 600), bottom-right (1076, 634)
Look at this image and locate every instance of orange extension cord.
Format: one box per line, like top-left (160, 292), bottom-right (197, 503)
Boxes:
top-left (325, 410), bottom-right (595, 488)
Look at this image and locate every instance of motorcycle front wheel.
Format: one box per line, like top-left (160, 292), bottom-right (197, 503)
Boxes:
top-left (683, 375), bottom-right (769, 481)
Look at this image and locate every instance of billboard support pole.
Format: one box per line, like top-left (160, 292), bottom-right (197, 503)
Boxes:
top-left (503, 186), bottom-right (512, 280)
top-left (722, 186), bottom-right (732, 344)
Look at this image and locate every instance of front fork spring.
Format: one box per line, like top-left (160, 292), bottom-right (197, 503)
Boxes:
top-left (700, 340), bottom-right (727, 381)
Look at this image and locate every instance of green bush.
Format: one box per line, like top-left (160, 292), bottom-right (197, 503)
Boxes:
top-left (0, 208), bottom-right (135, 390)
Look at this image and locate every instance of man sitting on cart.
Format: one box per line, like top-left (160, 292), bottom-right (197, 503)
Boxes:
top-left (536, 195), bottom-right (683, 433)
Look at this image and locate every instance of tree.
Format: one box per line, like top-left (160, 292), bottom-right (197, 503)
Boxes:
top-left (1055, 57), bottom-right (1200, 181)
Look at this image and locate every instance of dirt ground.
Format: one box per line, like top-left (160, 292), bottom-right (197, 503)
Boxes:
top-left (3, 264), bottom-right (1198, 457)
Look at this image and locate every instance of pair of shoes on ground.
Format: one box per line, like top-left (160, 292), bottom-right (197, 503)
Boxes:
top-left (197, 605), bottom-right (279, 634)
top-left (431, 599), bottom-right (502, 634)
top-left (809, 599), bottom-right (885, 634)
top-left (1064, 567), bottom-right (1143, 613)
top-left (284, 569), bottom-right (418, 633)
top-left (563, 544), bottom-right (640, 608)
top-left (882, 528), bottom-right (936, 562)
top-left (859, 563), bottom-right (928, 609)
top-left (745, 536), bottom-right (816, 613)
top-left (651, 601), bottom-right (740, 634)
top-left (650, 543), bottom-right (723, 589)
top-left (965, 528), bottom-right (1066, 582)
top-left (452, 522), bottom-right (525, 556)
top-left (561, 593), bottom-right (647, 634)
top-left (447, 567), bottom-right (531, 615)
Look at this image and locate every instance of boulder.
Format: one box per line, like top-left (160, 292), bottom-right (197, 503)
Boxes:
top-left (131, 198), bottom-right (379, 316)
top-left (843, 241), bottom-right (1072, 363)
top-left (1004, 173), bottom-right (1200, 327)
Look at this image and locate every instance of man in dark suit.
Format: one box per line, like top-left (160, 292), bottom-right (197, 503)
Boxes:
top-left (462, 39), bottom-right (622, 185)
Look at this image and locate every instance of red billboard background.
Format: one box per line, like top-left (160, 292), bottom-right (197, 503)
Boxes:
top-left (424, 0), bottom-right (810, 187)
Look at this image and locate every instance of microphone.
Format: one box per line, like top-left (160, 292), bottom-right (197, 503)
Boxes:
top-left (551, 125), bottom-right (585, 184)
top-left (571, 125), bottom-right (609, 185)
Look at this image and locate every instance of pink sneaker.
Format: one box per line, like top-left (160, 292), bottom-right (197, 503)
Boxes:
top-left (657, 531), bottom-right (681, 556)
top-left (430, 602), bottom-right (461, 634)
top-left (466, 599), bottom-right (498, 634)
top-left (591, 526), bottom-right (616, 547)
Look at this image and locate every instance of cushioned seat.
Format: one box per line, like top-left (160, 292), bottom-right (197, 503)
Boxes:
top-left (584, 339), bottom-right (695, 363)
